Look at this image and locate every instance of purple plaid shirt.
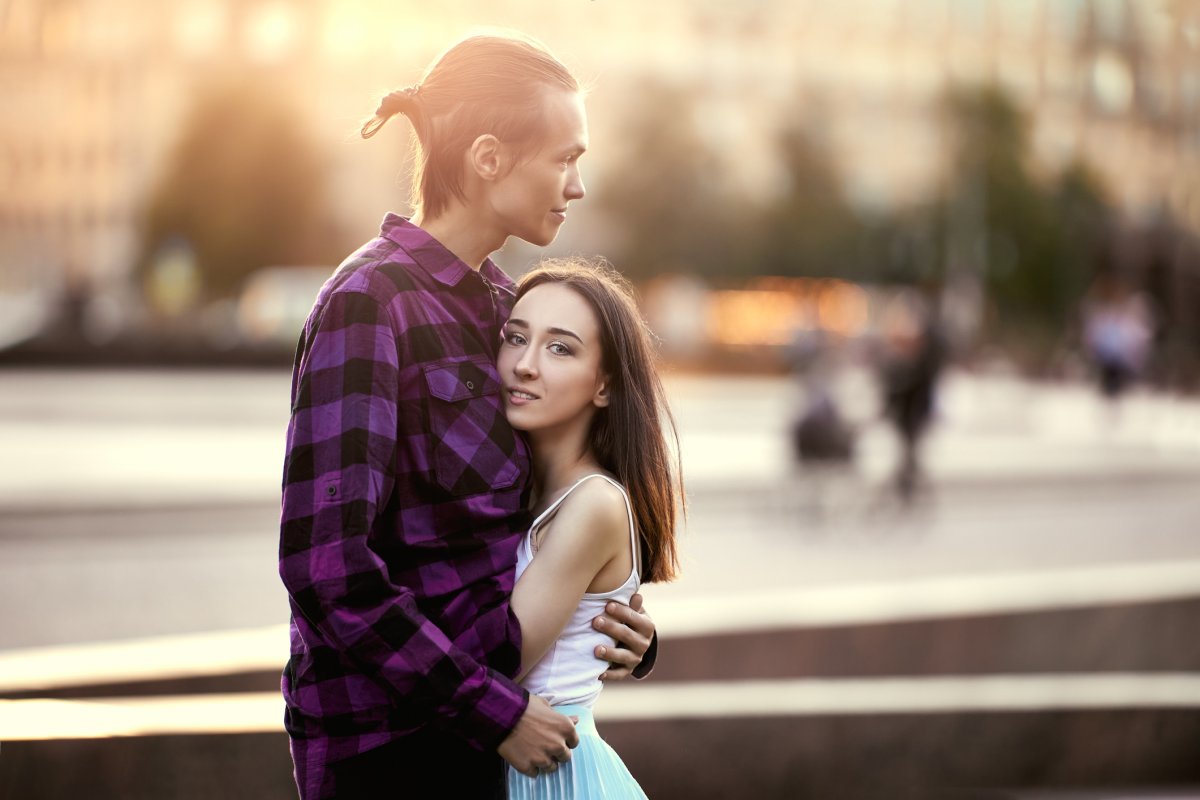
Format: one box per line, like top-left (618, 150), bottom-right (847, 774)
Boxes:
top-left (279, 214), bottom-right (532, 792)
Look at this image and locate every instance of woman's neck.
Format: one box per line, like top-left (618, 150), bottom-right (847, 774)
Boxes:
top-left (411, 204), bottom-right (506, 271)
top-left (528, 430), bottom-right (602, 512)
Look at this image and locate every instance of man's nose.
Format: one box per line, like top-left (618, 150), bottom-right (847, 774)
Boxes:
top-left (567, 167), bottom-right (585, 201)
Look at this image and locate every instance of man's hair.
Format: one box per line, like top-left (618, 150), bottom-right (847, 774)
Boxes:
top-left (362, 33), bottom-right (580, 219)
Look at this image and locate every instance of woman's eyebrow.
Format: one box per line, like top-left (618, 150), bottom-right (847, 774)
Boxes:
top-left (507, 318), bottom-right (584, 344)
top-left (548, 326), bottom-right (584, 344)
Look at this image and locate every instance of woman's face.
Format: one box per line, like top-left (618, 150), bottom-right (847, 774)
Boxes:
top-left (497, 282), bottom-right (608, 435)
top-left (488, 89), bottom-right (588, 247)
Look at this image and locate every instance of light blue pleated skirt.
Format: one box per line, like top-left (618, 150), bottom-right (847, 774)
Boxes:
top-left (506, 704), bottom-right (647, 800)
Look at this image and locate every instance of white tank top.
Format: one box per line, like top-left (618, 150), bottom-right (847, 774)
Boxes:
top-left (514, 473), bottom-right (641, 708)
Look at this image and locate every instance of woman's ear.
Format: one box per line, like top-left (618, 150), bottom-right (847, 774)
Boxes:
top-left (468, 134), bottom-right (503, 181)
top-left (593, 377), bottom-right (610, 408)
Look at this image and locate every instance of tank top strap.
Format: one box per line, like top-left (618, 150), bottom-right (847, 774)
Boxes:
top-left (529, 474), bottom-right (639, 571)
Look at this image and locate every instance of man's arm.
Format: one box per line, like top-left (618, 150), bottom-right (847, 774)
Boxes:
top-left (279, 288), bottom-right (527, 751)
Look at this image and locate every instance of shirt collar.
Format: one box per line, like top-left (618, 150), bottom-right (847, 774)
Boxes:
top-left (379, 212), bottom-right (512, 292)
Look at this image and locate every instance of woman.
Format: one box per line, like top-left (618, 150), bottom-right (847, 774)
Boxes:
top-left (278, 33), bottom-right (656, 799)
top-left (497, 259), bottom-right (683, 798)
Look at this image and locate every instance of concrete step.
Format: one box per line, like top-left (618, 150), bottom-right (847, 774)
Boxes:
top-left (3, 682), bottom-right (1199, 799)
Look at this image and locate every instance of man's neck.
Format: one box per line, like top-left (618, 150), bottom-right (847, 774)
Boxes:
top-left (411, 205), bottom-right (506, 271)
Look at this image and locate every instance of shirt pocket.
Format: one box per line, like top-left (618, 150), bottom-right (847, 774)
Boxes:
top-left (422, 355), bottom-right (521, 496)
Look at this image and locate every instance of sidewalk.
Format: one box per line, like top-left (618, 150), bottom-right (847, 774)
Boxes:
top-left (675, 369), bottom-right (1200, 492)
top-left (1, 368), bottom-right (1197, 513)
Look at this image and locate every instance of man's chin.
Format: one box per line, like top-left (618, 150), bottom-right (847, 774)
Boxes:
top-left (522, 230), bottom-right (559, 248)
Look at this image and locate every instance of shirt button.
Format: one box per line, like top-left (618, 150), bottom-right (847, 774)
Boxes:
top-left (326, 485), bottom-right (337, 497)
top-left (465, 380), bottom-right (475, 391)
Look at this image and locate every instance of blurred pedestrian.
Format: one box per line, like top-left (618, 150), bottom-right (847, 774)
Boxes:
top-left (787, 329), bottom-right (855, 466)
top-left (876, 288), bottom-right (945, 503)
top-left (277, 33), bottom-right (655, 800)
top-left (499, 259), bottom-right (682, 798)
top-left (1082, 274), bottom-right (1153, 403)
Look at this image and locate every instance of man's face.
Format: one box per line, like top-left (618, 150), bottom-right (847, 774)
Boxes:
top-left (488, 89), bottom-right (588, 247)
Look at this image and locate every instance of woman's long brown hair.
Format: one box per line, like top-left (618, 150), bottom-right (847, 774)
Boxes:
top-left (515, 258), bottom-right (682, 583)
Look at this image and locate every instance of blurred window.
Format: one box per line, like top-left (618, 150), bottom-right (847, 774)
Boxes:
top-left (1093, 0), bottom-right (1127, 43)
top-left (40, 0), bottom-right (82, 55)
top-left (950, 0), bottom-right (987, 36)
top-left (1182, 69), bottom-right (1200, 113)
top-left (241, 1), bottom-right (297, 63)
top-left (1045, 0), bottom-right (1086, 42)
top-left (999, 57), bottom-right (1039, 98)
top-left (320, 5), bottom-right (368, 61)
top-left (1044, 50), bottom-right (1079, 98)
top-left (997, 0), bottom-right (1039, 42)
top-left (1091, 52), bottom-right (1134, 114)
top-left (174, 2), bottom-right (228, 59)
top-left (1139, 65), bottom-right (1172, 121)
top-left (904, 0), bottom-right (949, 38)
top-left (1136, 1), bottom-right (1176, 50)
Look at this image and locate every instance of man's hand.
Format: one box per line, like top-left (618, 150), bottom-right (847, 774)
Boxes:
top-left (497, 695), bottom-right (579, 778)
top-left (593, 592), bottom-right (655, 681)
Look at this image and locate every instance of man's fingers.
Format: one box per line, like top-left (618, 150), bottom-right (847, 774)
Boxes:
top-left (597, 643), bottom-right (636, 682)
top-left (594, 615), bottom-right (650, 657)
top-left (600, 664), bottom-right (633, 681)
top-left (597, 643), bottom-right (640, 668)
top-left (603, 601), bottom-right (655, 642)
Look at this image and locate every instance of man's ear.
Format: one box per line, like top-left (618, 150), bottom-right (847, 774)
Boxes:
top-left (593, 377), bottom-right (610, 408)
top-left (468, 134), bottom-right (504, 181)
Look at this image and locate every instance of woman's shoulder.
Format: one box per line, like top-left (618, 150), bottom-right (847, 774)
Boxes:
top-left (555, 475), bottom-right (631, 542)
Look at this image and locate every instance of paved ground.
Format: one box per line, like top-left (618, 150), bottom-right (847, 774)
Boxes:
top-left (1, 367), bottom-right (1199, 650)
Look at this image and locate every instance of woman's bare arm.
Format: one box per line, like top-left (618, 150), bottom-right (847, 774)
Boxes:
top-left (511, 480), bottom-right (631, 679)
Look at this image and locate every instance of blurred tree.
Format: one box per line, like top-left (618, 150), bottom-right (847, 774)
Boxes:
top-left (938, 84), bottom-right (1114, 346)
top-left (759, 121), bottom-right (864, 279)
top-left (1052, 158), bottom-right (1114, 309)
top-left (138, 78), bottom-right (345, 303)
top-left (590, 84), bottom-right (755, 282)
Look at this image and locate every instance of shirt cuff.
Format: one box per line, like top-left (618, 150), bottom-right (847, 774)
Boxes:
top-left (632, 631), bottom-right (658, 680)
top-left (450, 666), bottom-right (530, 752)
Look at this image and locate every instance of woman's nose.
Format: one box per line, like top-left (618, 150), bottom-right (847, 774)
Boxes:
top-left (515, 353), bottom-right (538, 378)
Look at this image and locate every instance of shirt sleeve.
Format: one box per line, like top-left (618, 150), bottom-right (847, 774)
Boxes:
top-left (632, 632), bottom-right (658, 679)
top-left (278, 287), bottom-right (527, 751)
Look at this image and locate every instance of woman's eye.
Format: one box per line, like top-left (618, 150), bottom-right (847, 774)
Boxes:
top-left (549, 342), bottom-right (572, 356)
top-left (505, 332), bottom-right (526, 346)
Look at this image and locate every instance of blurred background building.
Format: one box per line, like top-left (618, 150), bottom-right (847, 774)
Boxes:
top-left (2, 0), bottom-right (1199, 376)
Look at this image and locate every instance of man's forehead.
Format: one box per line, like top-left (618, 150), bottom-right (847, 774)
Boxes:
top-left (541, 90), bottom-right (588, 148)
